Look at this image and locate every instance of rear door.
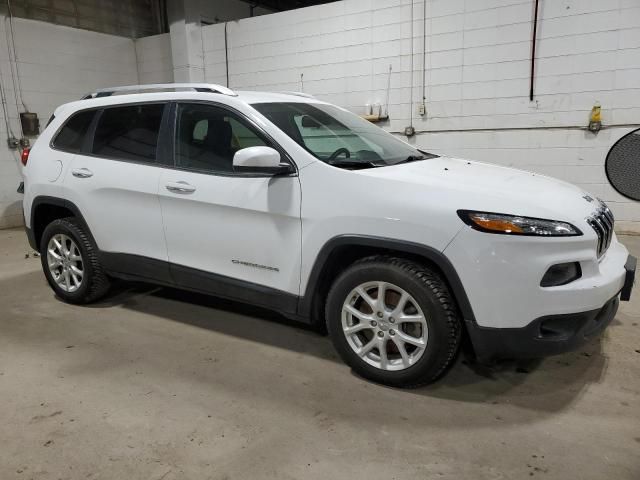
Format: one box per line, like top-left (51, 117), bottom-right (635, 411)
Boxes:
top-left (63, 102), bottom-right (170, 280)
top-left (158, 102), bottom-right (302, 311)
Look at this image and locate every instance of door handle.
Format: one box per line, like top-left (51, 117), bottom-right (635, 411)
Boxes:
top-left (71, 168), bottom-right (93, 178)
top-left (165, 181), bottom-right (196, 194)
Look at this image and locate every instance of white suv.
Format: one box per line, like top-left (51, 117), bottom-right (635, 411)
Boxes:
top-left (20, 83), bottom-right (636, 387)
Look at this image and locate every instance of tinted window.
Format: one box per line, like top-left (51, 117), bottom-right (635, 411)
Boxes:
top-left (92, 104), bottom-right (164, 162)
top-left (52, 110), bottom-right (95, 153)
top-left (175, 103), bottom-right (268, 173)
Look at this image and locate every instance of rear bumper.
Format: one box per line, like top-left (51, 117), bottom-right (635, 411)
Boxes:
top-left (466, 255), bottom-right (634, 360)
top-left (25, 226), bottom-right (37, 251)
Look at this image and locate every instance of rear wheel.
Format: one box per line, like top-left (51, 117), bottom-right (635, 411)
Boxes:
top-left (326, 256), bottom-right (461, 387)
top-left (40, 218), bottom-right (110, 304)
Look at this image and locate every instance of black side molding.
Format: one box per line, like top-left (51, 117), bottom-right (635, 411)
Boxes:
top-left (17, 182), bottom-right (24, 194)
top-left (297, 234), bottom-right (476, 323)
top-left (100, 252), bottom-right (172, 285)
top-left (101, 252), bottom-right (299, 317)
top-left (171, 263), bottom-right (299, 315)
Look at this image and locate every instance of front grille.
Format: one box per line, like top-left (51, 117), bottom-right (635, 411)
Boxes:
top-left (586, 204), bottom-right (615, 258)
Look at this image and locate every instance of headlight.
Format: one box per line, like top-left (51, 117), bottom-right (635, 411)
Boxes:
top-left (457, 210), bottom-right (582, 236)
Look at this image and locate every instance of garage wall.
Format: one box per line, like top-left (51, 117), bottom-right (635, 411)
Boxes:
top-left (201, 0), bottom-right (640, 233)
top-left (0, 16), bottom-right (141, 229)
top-left (135, 33), bottom-right (174, 84)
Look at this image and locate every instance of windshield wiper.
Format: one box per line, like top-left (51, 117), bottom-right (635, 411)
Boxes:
top-left (394, 151), bottom-right (439, 165)
top-left (327, 159), bottom-right (378, 170)
top-left (395, 155), bottom-right (426, 164)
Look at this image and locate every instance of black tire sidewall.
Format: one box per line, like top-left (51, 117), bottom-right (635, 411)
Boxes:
top-left (40, 219), bottom-right (96, 303)
top-left (327, 261), bottom-right (458, 387)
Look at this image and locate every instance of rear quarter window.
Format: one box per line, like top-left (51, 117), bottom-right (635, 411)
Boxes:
top-left (52, 110), bottom-right (96, 153)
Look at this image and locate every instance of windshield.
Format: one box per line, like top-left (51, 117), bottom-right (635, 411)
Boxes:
top-left (252, 102), bottom-right (436, 168)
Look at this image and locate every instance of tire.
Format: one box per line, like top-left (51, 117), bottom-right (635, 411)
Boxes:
top-left (40, 217), bottom-right (110, 304)
top-left (326, 256), bottom-right (461, 388)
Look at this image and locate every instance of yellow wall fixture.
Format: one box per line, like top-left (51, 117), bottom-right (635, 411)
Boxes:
top-left (588, 102), bottom-right (602, 132)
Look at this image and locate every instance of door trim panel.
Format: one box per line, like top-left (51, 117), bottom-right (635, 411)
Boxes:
top-left (100, 251), bottom-right (300, 316)
top-left (170, 262), bottom-right (299, 315)
top-left (100, 252), bottom-right (172, 284)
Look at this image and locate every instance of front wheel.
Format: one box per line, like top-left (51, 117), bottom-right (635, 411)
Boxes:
top-left (326, 256), bottom-right (462, 387)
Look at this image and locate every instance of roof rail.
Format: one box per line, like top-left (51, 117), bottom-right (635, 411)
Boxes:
top-left (279, 91), bottom-right (316, 99)
top-left (81, 83), bottom-right (237, 99)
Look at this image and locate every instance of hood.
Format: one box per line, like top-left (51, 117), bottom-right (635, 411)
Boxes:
top-left (359, 156), bottom-right (600, 223)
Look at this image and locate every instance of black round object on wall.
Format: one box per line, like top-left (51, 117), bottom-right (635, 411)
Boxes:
top-left (606, 128), bottom-right (640, 201)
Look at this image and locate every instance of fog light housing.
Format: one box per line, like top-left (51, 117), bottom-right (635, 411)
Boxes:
top-left (541, 262), bottom-right (582, 287)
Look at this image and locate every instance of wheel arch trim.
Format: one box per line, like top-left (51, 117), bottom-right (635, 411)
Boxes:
top-left (297, 235), bottom-right (476, 324)
top-left (30, 196), bottom-right (94, 250)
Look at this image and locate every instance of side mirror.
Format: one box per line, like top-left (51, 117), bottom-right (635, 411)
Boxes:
top-left (232, 146), bottom-right (292, 175)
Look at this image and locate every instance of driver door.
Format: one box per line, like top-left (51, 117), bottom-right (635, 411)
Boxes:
top-left (158, 102), bottom-right (302, 312)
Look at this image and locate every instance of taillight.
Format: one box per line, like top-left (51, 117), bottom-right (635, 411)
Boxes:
top-left (20, 147), bottom-right (30, 166)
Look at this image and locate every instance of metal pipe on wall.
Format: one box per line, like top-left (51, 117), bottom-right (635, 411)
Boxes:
top-left (529, 0), bottom-right (540, 101)
top-left (409, 0), bottom-right (414, 129)
top-left (422, 0), bottom-right (427, 106)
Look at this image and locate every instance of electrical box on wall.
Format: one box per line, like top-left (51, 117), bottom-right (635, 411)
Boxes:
top-left (6, 137), bottom-right (19, 150)
top-left (20, 112), bottom-right (40, 137)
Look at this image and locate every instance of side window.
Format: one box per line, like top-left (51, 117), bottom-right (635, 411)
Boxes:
top-left (175, 103), bottom-right (268, 173)
top-left (52, 110), bottom-right (96, 153)
top-left (227, 117), bottom-right (266, 149)
top-left (92, 104), bottom-right (164, 163)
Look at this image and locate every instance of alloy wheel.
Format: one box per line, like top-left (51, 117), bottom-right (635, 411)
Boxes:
top-left (341, 281), bottom-right (428, 371)
top-left (47, 234), bottom-right (84, 293)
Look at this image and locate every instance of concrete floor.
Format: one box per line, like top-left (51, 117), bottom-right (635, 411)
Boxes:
top-left (0, 228), bottom-right (638, 480)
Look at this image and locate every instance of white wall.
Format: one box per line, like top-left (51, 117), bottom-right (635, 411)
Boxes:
top-left (167, 0), bottom-right (273, 83)
top-left (201, 0), bottom-right (640, 233)
top-left (135, 33), bottom-right (174, 84)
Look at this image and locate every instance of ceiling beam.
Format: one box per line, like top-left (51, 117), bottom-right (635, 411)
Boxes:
top-left (238, 0), bottom-right (337, 13)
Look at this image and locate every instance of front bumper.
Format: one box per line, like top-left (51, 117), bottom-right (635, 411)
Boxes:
top-left (466, 254), bottom-right (635, 360)
top-left (444, 227), bottom-right (631, 329)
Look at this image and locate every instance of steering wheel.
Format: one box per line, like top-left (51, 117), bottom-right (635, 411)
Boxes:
top-left (328, 147), bottom-right (351, 161)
